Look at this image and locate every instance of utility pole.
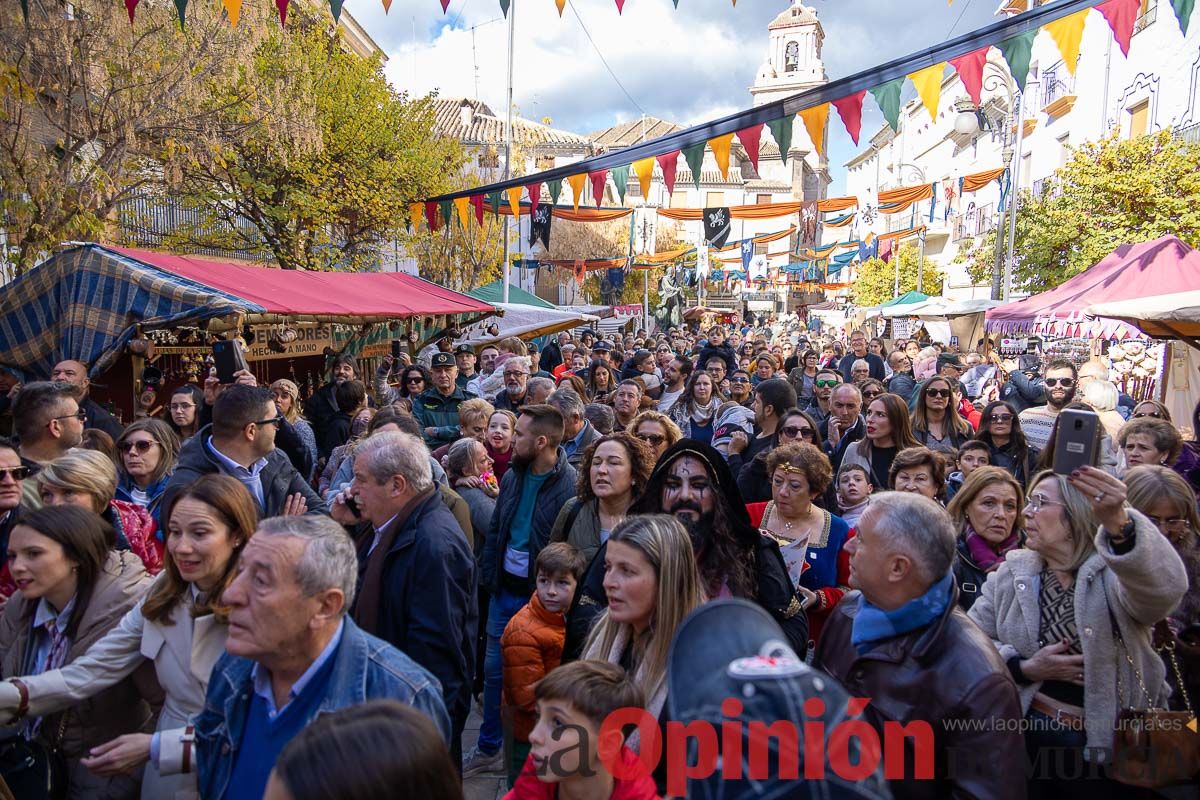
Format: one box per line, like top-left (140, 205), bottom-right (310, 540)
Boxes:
top-left (501, 0), bottom-right (516, 304)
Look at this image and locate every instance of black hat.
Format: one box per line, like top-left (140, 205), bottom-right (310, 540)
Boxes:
top-left (592, 340), bottom-right (612, 352)
top-left (527, 341), bottom-right (540, 353)
top-left (430, 352), bottom-right (456, 368)
top-left (937, 353), bottom-right (965, 371)
top-left (454, 344), bottom-right (474, 356)
top-left (667, 600), bottom-right (891, 800)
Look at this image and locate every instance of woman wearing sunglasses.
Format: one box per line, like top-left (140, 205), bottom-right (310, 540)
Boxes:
top-left (736, 408), bottom-right (826, 505)
top-left (911, 377), bottom-right (973, 455)
top-left (114, 419), bottom-right (180, 528)
top-left (397, 364), bottom-right (431, 400)
top-left (975, 400), bottom-right (1039, 488)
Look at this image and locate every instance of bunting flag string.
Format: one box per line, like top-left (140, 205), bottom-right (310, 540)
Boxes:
top-left (681, 142), bottom-right (706, 191)
top-left (797, 104), bottom-right (829, 157)
top-left (589, 170), bottom-right (609, 208)
top-left (453, 197), bottom-right (471, 230)
top-left (566, 174), bottom-right (587, 212)
top-left (869, 79), bottom-right (905, 133)
top-left (610, 165), bottom-right (629, 205)
top-left (1096, 0), bottom-right (1141, 56)
top-left (506, 187), bottom-right (523, 218)
top-left (656, 151), bottom-right (680, 196)
top-left (709, 133), bottom-right (735, 179)
top-left (527, 182), bottom-right (542, 215)
top-left (1043, 9), bottom-right (1090, 75)
top-left (831, 92), bottom-right (866, 146)
top-left (736, 124), bottom-right (764, 172)
top-left (632, 158), bottom-right (656, 200)
top-left (766, 117), bottom-right (794, 164)
top-left (908, 63), bottom-right (946, 122)
top-left (948, 48), bottom-right (989, 106)
top-left (998, 31), bottom-right (1037, 91)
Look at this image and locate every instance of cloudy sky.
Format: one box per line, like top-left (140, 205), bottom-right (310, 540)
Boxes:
top-left (344, 0), bottom-right (999, 191)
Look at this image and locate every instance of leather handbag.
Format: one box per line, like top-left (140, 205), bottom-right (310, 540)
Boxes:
top-left (0, 713), bottom-right (68, 800)
top-left (1109, 617), bottom-right (1200, 788)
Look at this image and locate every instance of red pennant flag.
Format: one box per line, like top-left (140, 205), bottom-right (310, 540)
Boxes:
top-left (656, 150), bottom-right (680, 197)
top-left (948, 47), bottom-right (990, 107)
top-left (736, 124), bottom-right (764, 172)
top-left (124, 0), bottom-right (138, 22)
top-left (1096, 0), bottom-right (1141, 56)
top-left (589, 170), bottom-right (608, 208)
top-left (275, 0), bottom-right (288, 23)
top-left (615, 0), bottom-right (625, 11)
top-left (831, 91), bottom-right (867, 147)
top-left (469, 194), bottom-right (485, 226)
top-left (424, 201), bottom-right (440, 232)
top-left (527, 182), bottom-right (542, 215)
top-left (440, 0), bottom-right (450, 11)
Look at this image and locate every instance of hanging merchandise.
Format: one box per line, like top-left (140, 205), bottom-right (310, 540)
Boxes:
top-left (703, 207), bottom-right (733, 249)
top-left (529, 203), bottom-right (553, 249)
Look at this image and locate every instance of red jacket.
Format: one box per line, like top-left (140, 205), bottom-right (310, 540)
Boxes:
top-left (501, 592), bottom-right (566, 741)
top-left (504, 746), bottom-right (659, 800)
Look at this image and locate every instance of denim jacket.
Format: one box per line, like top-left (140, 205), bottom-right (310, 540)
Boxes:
top-left (194, 617), bottom-right (449, 800)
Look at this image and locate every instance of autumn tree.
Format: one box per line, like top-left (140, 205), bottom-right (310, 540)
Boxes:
top-left (851, 244), bottom-right (942, 307)
top-left (961, 131), bottom-right (1200, 293)
top-left (0, 0), bottom-right (265, 274)
top-left (167, 18), bottom-right (462, 271)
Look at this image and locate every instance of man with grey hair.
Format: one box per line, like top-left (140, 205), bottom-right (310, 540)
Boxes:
top-left (815, 492), bottom-right (1023, 799)
top-left (548, 386), bottom-right (600, 469)
top-left (526, 375), bottom-right (555, 405)
top-left (493, 356), bottom-right (532, 413)
top-left (332, 430), bottom-right (476, 763)
top-left (194, 514), bottom-right (448, 800)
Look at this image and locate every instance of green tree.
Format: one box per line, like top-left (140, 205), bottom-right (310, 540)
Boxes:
top-left (851, 244), bottom-right (942, 306)
top-left (167, 20), bottom-right (462, 271)
top-left (962, 131), bottom-right (1200, 293)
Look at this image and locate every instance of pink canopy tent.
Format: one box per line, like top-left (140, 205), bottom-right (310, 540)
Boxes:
top-left (985, 236), bottom-right (1200, 339)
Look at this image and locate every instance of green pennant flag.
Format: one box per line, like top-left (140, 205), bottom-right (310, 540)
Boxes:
top-left (1172, 0), bottom-right (1195, 34)
top-left (682, 142), bottom-right (706, 191)
top-left (329, 0), bottom-right (344, 22)
top-left (611, 165), bottom-right (630, 205)
top-left (500, 0), bottom-right (510, 16)
top-left (438, 200), bottom-right (454, 229)
top-left (869, 79), bottom-right (904, 133)
top-left (488, 191), bottom-right (503, 216)
top-left (173, 0), bottom-right (187, 28)
top-left (767, 116), bottom-right (793, 165)
top-left (997, 31), bottom-right (1036, 92)
top-left (547, 179), bottom-right (563, 206)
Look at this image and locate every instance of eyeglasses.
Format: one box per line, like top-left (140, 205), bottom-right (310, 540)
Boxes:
top-left (0, 466), bottom-right (32, 482)
top-left (637, 433), bottom-right (666, 446)
top-left (1044, 378), bottom-right (1076, 388)
top-left (781, 426), bottom-right (814, 439)
top-left (925, 389), bottom-right (952, 399)
top-left (988, 413), bottom-right (1015, 423)
top-left (406, 376), bottom-right (425, 384)
top-left (862, 390), bottom-right (883, 400)
top-left (1147, 515), bottom-right (1192, 532)
top-left (253, 415), bottom-right (285, 428)
top-left (118, 440), bottom-right (157, 454)
top-left (503, 371), bottom-right (529, 379)
top-left (49, 410), bottom-right (87, 427)
top-left (815, 379), bottom-right (840, 388)
top-left (1133, 411), bottom-right (1163, 419)
top-left (1025, 494), bottom-right (1067, 514)
top-left (169, 403), bottom-right (195, 411)
top-left (730, 377), bottom-right (751, 385)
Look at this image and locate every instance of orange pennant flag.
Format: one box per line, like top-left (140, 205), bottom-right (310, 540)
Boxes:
top-left (632, 158), bottom-right (656, 200)
top-left (908, 63), bottom-right (946, 122)
top-left (1044, 10), bottom-right (1089, 75)
top-left (709, 133), bottom-right (735, 179)
top-left (506, 187), bottom-right (523, 218)
top-left (382, 0), bottom-right (392, 10)
top-left (555, 0), bottom-right (565, 14)
top-left (797, 104), bottom-right (830, 157)
top-left (566, 174), bottom-right (587, 212)
top-left (453, 197), bottom-right (472, 229)
top-left (409, 203), bottom-right (424, 232)
top-left (222, 0), bottom-right (241, 25)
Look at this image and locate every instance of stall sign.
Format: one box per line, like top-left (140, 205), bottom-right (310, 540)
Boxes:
top-left (246, 324), bottom-right (333, 361)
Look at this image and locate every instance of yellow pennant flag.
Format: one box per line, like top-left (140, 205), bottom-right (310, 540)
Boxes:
top-left (1043, 10), bottom-right (1089, 76)
top-left (797, 104), bottom-right (829, 157)
top-left (566, 174), bottom-right (587, 212)
top-left (632, 158), bottom-right (656, 200)
top-left (908, 63), bottom-right (946, 122)
top-left (409, 203), bottom-right (424, 232)
top-left (506, 187), bottom-right (523, 218)
top-left (222, 0), bottom-right (241, 25)
top-left (382, 0), bottom-right (392, 10)
top-left (709, 133), bottom-right (735, 179)
top-left (555, 0), bottom-right (565, 14)
top-left (454, 197), bottom-right (472, 230)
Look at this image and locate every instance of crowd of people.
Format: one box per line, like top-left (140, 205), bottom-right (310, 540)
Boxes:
top-left (0, 318), bottom-right (1196, 799)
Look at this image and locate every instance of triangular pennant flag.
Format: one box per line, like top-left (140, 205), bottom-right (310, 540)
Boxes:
top-left (488, 190), bottom-right (503, 216)
top-left (656, 151), bottom-right (680, 196)
top-left (766, 116), bottom-right (794, 164)
top-left (425, 201), bottom-right (440, 232)
top-left (831, 91), bottom-right (866, 147)
top-left (611, 165), bottom-right (630, 205)
top-left (566, 174), bottom-right (587, 212)
top-left (409, 203), bottom-right (424, 232)
top-left (1096, 0), bottom-right (1140, 56)
top-left (469, 195), bottom-right (485, 226)
top-left (1043, 10), bottom-right (1089, 76)
top-left (997, 31), bottom-right (1036, 91)
top-left (709, 133), bottom-right (735, 179)
top-left (547, 179), bottom-right (563, 207)
top-left (908, 63), bottom-right (946, 122)
top-left (1172, 0), bottom-right (1195, 35)
top-left (589, 170), bottom-right (608, 208)
top-left (506, 187), bottom-right (523, 218)
top-left (870, 79), bottom-right (905, 133)
top-left (173, 0), bottom-right (187, 28)
top-left (948, 48), bottom-right (989, 106)
top-left (527, 182), bottom-right (542, 215)
top-left (382, 0), bottom-right (392, 11)
top-left (735, 124), bottom-right (764, 172)
top-left (453, 197), bottom-right (472, 230)
top-left (555, 0), bottom-right (565, 14)
top-left (440, 0), bottom-right (451, 11)
top-left (682, 142), bottom-right (706, 190)
top-left (500, 0), bottom-right (510, 15)
top-left (438, 200), bottom-right (454, 231)
top-left (327, 0), bottom-right (342, 22)
top-left (275, 0), bottom-right (288, 24)
top-left (124, 0), bottom-right (138, 23)
top-left (632, 158), bottom-right (656, 200)
top-left (615, 0), bottom-right (625, 11)
top-left (797, 104), bottom-right (829, 157)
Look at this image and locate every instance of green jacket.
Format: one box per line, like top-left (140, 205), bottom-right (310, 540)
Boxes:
top-left (413, 386), bottom-right (476, 445)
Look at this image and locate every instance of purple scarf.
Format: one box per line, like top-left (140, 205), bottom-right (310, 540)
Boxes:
top-left (965, 523), bottom-right (1019, 572)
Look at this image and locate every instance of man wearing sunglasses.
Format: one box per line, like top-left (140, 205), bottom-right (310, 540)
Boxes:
top-left (803, 368), bottom-right (841, 426)
top-left (10, 381), bottom-right (85, 495)
top-left (164, 384), bottom-right (328, 519)
top-left (1017, 359), bottom-right (1079, 451)
top-left (0, 437), bottom-right (27, 602)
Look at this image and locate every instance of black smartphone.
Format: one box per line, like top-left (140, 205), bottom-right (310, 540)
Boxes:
top-left (391, 340), bottom-right (403, 358)
top-left (212, 340), bottom-right (249, 384)
top-left (344, 495), bottom-right (361, 519)
top-left (1052, 408), bottom-right (1102, 475)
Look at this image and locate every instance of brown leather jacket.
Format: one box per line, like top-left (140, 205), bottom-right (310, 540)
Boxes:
top-left (815, 585), bottom-right (1026, 800)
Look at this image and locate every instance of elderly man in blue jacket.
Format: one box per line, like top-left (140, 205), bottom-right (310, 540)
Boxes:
top-left (193, 515), bottom-right (448, 800)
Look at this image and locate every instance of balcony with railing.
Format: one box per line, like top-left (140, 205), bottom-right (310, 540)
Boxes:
top-left (951, 203), bottom-right (996, 242)
top-left (1174, 121), bottom-right (1200, 144)
top-left (1135, 0), bottom-right (1158, 33)
top-left (1041, 71), bottom-right (1077, 119)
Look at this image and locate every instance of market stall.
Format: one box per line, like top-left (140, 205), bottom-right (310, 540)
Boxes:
top-left (882, 297), bottom-right (1001, 349)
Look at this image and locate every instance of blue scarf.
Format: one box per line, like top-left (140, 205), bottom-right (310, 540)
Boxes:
top-left (851, 572), bottom-right (954, 654)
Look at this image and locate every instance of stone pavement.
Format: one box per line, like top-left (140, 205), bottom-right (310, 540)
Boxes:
top-left (462, 703), bottom-right (508, 800)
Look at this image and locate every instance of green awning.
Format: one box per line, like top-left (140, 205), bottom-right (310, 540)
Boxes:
top-left (468, 280), bottom-right (555, 310)
top-left (881, 290), bottom-right (930, 307)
